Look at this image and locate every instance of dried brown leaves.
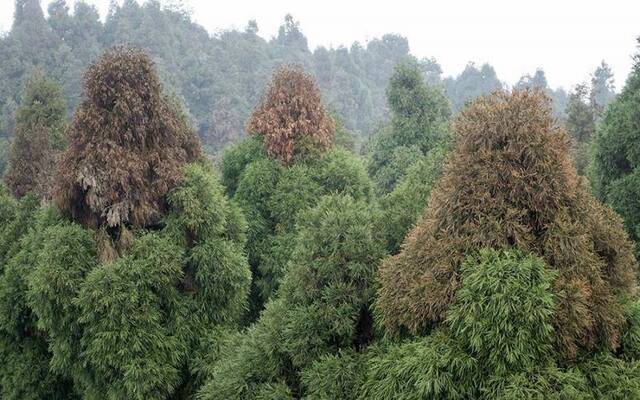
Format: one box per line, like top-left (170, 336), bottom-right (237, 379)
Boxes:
top-left (378, 90), bottom-right (637, 357)
top-left (54, 47), bottom-right (201, 229)
top-left (247, 65), bottom-right (334, 165)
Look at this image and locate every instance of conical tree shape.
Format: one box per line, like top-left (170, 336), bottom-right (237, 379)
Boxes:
top-left (247, 65), bottom-right (334, 165)
top-left (4, 71), bottom-right (66, 199)
top-left (378, 90), bottom-right (637, 357)
top-left (55, 47), bottom-right (201, 229)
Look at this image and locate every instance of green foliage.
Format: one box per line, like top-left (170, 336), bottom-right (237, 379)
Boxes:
top-left (621, 300), bottom-right (640, 360)
top-left (368, 60), bottom-right (451, 193)
top-left (0, 159), bottom-right (251, 399)
top-left (227, 141), bottom-right (375, 317)
top-left (220, 135), bottom-right (266, 196)
top-left (443, 62), bottom-right (503, 113)
top-left (199, 194), bottom-right (386, 399)
top-left (579, 353), bottom-right (640, 399)
top-left (565, 83), bottom-right (596, 175)
top-left (299, 350), bottom-right (366, 400)
top-left (486, 365), bottom-right (592, 400)
top-left (590, 61), bottom-right (616, 116)
top-left (4, 71), bottom-right (66, 199)
top-left (26, 219), bottom-right (96, 375)
top-left (13, 70), bottom-right (66, 138)
top-left (592, 44), bottom-right (640, 258)
top-left (0, 192), bottom-right (76, 399)
top-left (76, 233), bottom-right (186, 400)
top-left (379, 141), bottom-right (449, 253)
top-left (447, 249), bottom-right (556, 376)
top-left (360, 331), bottom-right (479, 400)
top-left (0, 2), bottom-right (417, 151)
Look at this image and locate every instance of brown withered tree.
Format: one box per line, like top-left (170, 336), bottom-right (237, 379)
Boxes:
top-left (246, 65), bottom-right (334, 165)
top-left (378, 90), bottom-right (638, 358)
top-left (55, 47), bottom-right (201, 230)
top-left (6, 124), bottom-right (58, 199)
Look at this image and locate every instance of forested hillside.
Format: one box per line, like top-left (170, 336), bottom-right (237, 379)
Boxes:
top-left (1, 0), bottom-right (582, 155)
top-left (0, 1), bottom-right (638, 399)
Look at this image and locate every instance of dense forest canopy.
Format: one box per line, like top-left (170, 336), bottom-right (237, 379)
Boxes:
top-left (0, 1), bottom-right (639, 399)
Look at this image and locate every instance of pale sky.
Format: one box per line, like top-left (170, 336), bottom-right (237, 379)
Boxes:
top-left (1, 0), bottom-right (638, 91)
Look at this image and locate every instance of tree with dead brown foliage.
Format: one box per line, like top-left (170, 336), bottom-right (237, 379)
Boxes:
top-left (378, 89), bottom-right (638, 358)
top-left (246, 65), bottom-right (334, 165)
top-left (54, 47), bottom-right (201, 229)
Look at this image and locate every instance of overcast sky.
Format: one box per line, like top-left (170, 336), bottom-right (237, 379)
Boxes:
top-left (1, 0), bottom-right (638, 91)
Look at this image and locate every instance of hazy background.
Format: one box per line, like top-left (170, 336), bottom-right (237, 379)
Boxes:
top-left (1, 0), bottom-right (638, 90)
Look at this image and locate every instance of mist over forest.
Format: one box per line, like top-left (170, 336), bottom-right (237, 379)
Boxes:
top-left (0, 0), bottom-right (593, 156)
top-left (0, 1), bottom-right (638, 399)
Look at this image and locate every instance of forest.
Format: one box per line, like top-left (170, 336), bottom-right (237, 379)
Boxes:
top-left (0, 0), bottom-right (639, 399)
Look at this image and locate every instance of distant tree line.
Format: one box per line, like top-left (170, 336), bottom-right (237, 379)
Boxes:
top-left (0, 0), bottom-right (600, 158)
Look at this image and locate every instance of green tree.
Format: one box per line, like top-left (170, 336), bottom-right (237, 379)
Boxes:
top-left (590, 60), bottom-right (616, 116)
top-left (367, 60), bottom-right (450, 193)
top-left (565, 83), bottom-right (596, 175)
top-left (592, 40), bottom-right (640, 259)
top-left (198, 194), bottom-right (386, 399)
top-left (4, 71), bottom-right (66, 199)
top-left (224, 67), bottom-right (374, 319)
top-left (443, 62), bottom-right (503, 113)
top-left (0, 47), bottom-right (251, 399)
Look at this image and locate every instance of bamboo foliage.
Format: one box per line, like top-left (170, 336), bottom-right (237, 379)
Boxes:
top-left (378, 90), bottom-right (638, 357)
top-left (55, 47), bottom-right (201, 229)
